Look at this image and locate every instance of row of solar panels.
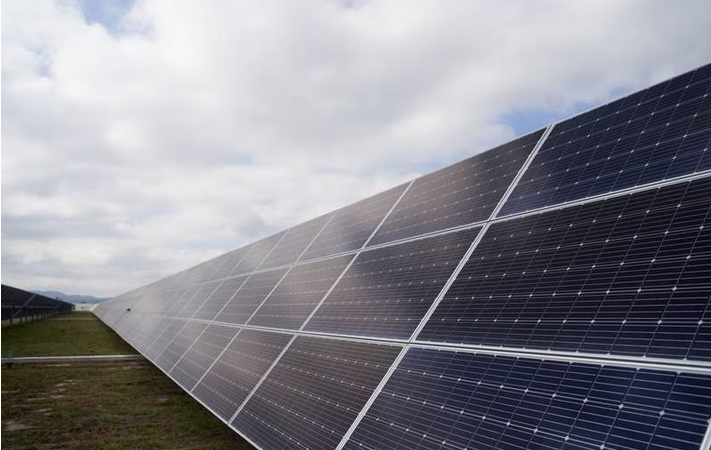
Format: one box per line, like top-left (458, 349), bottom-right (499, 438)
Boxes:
top-left (1, 284), bottom-right (75, 321)
top-left (95, 62), bottom-right (711, 450)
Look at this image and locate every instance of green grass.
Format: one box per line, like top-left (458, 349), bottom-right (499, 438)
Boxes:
top-left (1, 312), bottom-right (137, 357)
top-left (1, 360), bottom-right (253, 449)
top-left (1, 311), bottom-right (254, 449)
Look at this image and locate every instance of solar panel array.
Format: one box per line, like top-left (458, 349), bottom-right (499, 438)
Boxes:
top-left (1, 284), bottom-right (74, 321)
top-left (95, 63), bottom-right (711, 450)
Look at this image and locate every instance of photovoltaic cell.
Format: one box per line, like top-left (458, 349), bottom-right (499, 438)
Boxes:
top-left (192, 329), bottom-right (293, 421)
top-left (155, 321), bottom-right (207, 372)
top-left (304, 227), bottom-right (481, 339)
top-left (369, 129), bottom-right (544, 246)
top-left (501, 63), bottom-right (711, 216)
top-left (170, 324), bottom-right (239, 391)
top-left (193, 275), bottom-right (248, 320)
top-left (419, 177), bottom-right (711, 361)
top-left (162, 286), bottom-right (200, 316)
top-left (344, 348), bottom-right (711, 450)
top-left (143, 319), bottom-right (186, 360)
top-left (302, 183), bottom-right (409, 260)
top-left (176, 280), bottom-right (221, 318)
top-left (257, 214), bottom-right (332, 270)
top-left (248, 254), bottom-right (355, 330)
top-left (232, 336), bottom-right (402, 450)
top-left (230, 232), bottom-right (286, 276)
top-left (214, 268), bottom-right (288, 325)
top-left (209, 247), bottom-right (251, 281)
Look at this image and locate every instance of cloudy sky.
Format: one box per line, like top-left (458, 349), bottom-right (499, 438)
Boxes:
top-left (2, 0), bottom-right (711, 297)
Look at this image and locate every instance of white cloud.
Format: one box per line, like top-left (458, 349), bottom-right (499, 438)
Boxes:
top-left (3, 0), bottom-right (711, 296)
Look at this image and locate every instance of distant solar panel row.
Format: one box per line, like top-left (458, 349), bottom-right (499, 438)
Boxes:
top-left (95, 63), bottom-right (711, 450)
top-left (1, 284), bottom-right (74, 321)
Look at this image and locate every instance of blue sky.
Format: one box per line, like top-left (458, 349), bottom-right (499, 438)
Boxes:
top-left (76, 0), bottom-right (135, 33)
top-left (3, 0), bottom-right (711, 296)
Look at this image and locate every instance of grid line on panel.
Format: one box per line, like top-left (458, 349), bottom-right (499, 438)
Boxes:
top-left (258, 213), bottom-right (333, 270)
top-left (192, 329), bottom-right (294, 422)
top-left (229, 231), bottom-right (287, 278)
top-left (214, 268), bottom-right (290, 325)
top-left (154, 321), bottom-right (207, 373)
top-left (334, 346), bottom-right (410, 450)
top-left (193, 275), bottom-right (249, 320)
top-left (493, 168), bottom-right (711, 225)
top-left (342, 347), bottom-right (711, 450)
top-left (228, 334), bottom-right (297, 423)
top-left (231, 336), bottom-right (403, 450)
top-left (303, 227), bottom-right (482, 340)
top-left (700, 419), bottom-right (711, 450)
top-left (295, 212), bottom-right (336, 262)
top-left (190, 328), bottom-right (243, 394)
top-left (248, 254), bottom-right (356, 330)
top-left (175, 280), bottom-right (222, 318)
top-left (302, 182), bottom-right (411, 261)
top-left (169, 325), bottom-right (240, 391)
top-left (241, 268), bottom-right (296, 325)
top-left (369, 129), bottom-right (545, 246)
top-left (361, 180), bottom-right (415, 248)
top-left (408, 222), bottom-right (493, 342)
top-left (500, 63), bottom-right (711, 216)
top-left (490, 124), bottom-right (555, 220)
top-left (209, 247), bottom-right (252, 282)
top-left (297, 253), bottom-right (362, 333)
top-left (417, 176), bottom-right (711, 362)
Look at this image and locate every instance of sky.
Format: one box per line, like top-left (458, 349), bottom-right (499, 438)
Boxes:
top-left (2, 0), bottom-right (711, 298)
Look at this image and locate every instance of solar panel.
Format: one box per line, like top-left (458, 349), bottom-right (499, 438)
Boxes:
top-left (343, 347), bottom-right (711, 450)
top-left (302, 183), bottom-right (409, 260)
top-left (258, 213), bottom-right (332, 270)
top-left (232, 336), bottom-right (402, 450)
top-left (192, 329), bottom-right (293, 421)
top-left (170, 324), bottom-right (239, 391)
top-left (214, 268), bottom-right (289, 324)
top-left (231, 232), bottom-right (286, 276)
top-left (368, 129), bottom-right (545, 246)
top-left (501, 63), bottom-right (711, 217)
top-left (143, 319), bottom-right (186, 360)
top-left (155, 321), bottom-right (207, 372)
top-left (248, 254), bottom-right (355, 330)
top-left (92, 65), bottom-right (711, 450)
top-left (418, 176), bottom-right (711, 361)
top-left (176, 280), bottom-right (221, 318)
top-left (209, 247), bottom-right (251, 281)
top-left (1, 284), bottom-right (74, 321)
top-left (303, 227), bottom-right (481, 339)
top-left (193, 275), bottom-right (248, 320)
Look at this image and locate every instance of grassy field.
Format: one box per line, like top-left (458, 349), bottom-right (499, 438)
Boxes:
top-left (1, 311), bottom-right (137, 357)
top-left (1, 312), bottom-right (253, 449)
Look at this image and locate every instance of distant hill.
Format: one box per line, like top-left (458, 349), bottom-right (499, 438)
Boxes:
top-left (32, 290), bottom-right (108, 304)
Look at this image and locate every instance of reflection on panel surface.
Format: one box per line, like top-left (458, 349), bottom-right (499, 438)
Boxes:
top-left (248, 254), bottom-right (354, 330)
top-left (233, 336), bottom-right (402, 450)
top-left (420, 177), bottom-right (711, 360)
top-left (192, 329), bottom-right (292, 421)
top-left (370, 129), bottom-right (544, 245)
top-left (258, 214), bottom-right (332, 270)
top-left (502, 63), bottom-right (711, 216)
top-left (170, 325), bottom-right (239, 391)
top-left (214, 269), bottom-right (288, 325)
top-left (305, 227), bottom-right (480, 339)
top-left (303, 183), bottom-right (409, 260)
top-left (194, 275), bottom-right (248, 320)
top-left (345, 347), bottom-right (711, 450)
